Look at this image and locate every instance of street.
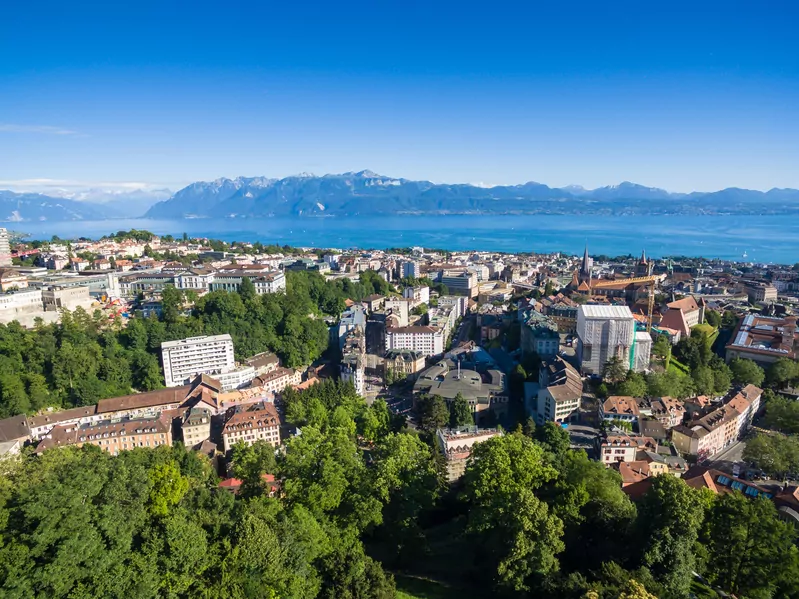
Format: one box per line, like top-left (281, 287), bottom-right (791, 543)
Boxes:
top-left (706, 439), bottom-right (747, 475)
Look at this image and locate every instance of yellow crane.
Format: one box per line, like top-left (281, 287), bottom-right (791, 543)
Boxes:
top-left (590, 275), bottom-right (658, 332)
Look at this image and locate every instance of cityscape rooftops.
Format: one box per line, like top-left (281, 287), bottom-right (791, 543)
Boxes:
top-left (603, 396), bottom-right (640, 417)
top-left (726, 314), bottom-right (797, 359)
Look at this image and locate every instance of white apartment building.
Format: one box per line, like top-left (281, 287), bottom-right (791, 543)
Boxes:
top-left (175, 269), bottom-right (215, 291)
top-left (633, 330), bottom-right (652, 373)
top-left (254, 271), bottom-right (286, 294)
top-left (161, 335), bottom-right (236, 387)
top-left (437, 295), bottom-right (468, 320)
top-left (0, 289), bottom-right (45, 323)
top-left (402, 261), bottom-right (420, 279)
top-left (384, 297), bottom-right (411, 327)
top-left (214, 366), bottom-right (257, 391)
top-left (576, 305), bottom-right (636, 375)
top-left (386, 326), bottom-right (444, 357)
top-left (0, 228), bottom-right (11, 267)
top-left (403, 285), bottom-right (430, 306)
top-left (340, 358), bottom-right (366, 396)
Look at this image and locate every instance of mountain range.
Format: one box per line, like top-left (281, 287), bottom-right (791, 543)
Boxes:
top-left (145, 172), bottom-right (799, 219)
top-left (1, 172), bottom-right (798, 221)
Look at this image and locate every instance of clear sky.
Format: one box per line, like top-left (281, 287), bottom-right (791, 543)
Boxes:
top-left (1, 0), bottom-right (797, 193)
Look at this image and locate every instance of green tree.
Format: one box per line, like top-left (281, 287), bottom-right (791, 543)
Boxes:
top-left (602, 356), bottom-right (627, 384)
top-left (766, 358), bottom-right (799, 388)
top-left (762, 394), bottom-right (799, 434)
top-left (617, 372), bottom-right (648, 397)
top-left (651, 335), bottom-right (672, 369)
top-left (231, 440), bottom-right (278, 498)
top-left (637, 475), bottom-right (705, 598)
top-left (704, 309), bottom-right (722, 328)
top-left (148, 462), bottom-right (189, 517)
top-left (729, 357), bottom-right (765, 387)
top-left (742, 432), bottom-right (799, 478)
top-left (239, 276), bottom-right (257, 303)
top-left (534, 421), bottom-right (571, 457)
top-left (371, 433), bottom-right (440, 564)
top-left (523, 416), bottom-right (537, 438)
top-left (702, 493), bottom-right (798, 599)
top-left (449, 392), bottom-right (474, 428)
top-left (462, 433), bottom-right (563, 592)
top-left (416, 394), bottom-right (449, 434)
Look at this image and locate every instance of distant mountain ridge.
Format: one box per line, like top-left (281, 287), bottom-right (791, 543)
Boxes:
top-left (2, 172), bottom-right (798, 221)
top-left (0, 191), bottom-right (117, 222)
top-left (146, 172), bottom-right (799, 219)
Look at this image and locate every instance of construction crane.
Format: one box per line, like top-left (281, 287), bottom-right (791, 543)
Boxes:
top-left (589, 275), bottom-right (659, 333)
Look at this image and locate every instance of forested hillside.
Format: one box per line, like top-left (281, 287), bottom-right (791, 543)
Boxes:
top-left (1, 380), bottom-right (797, 598)
top-left (0, 270), bottom-right (395, 418)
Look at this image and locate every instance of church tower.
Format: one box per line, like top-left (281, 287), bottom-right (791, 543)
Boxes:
top-left (578, 245), bottom-right (592, 284)
top-left (635, 250), bottom-right (651, 277)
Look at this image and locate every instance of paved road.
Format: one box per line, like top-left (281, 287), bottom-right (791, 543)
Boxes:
top-left (707, 440), bottom-right (747, 473)
top-left (453, 315), bottom-right (474, 346)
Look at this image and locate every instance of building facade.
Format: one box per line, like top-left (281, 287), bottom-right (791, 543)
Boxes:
top-left (436, 427), bottom-right (502, 482)
top-left (576, 305), bottom-right (636, 375)
top-left (161, 335), bottom-right (236, 387)
top-left (386, 326), bottom-right (445, 356)
top-left (221, 402), bottom-right (281, 452)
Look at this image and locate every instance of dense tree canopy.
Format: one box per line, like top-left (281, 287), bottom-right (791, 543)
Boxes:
top-left (0, 270), bottom-right (345, 418)
top-left (729, 357), bottom-right (765, 387)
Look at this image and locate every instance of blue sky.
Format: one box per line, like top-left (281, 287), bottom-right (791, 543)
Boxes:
top-left (1, 0), bottom-right (797, 193)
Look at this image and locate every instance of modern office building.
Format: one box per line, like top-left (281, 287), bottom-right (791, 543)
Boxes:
top-left (440, 271), bottom-right (478, 298)
top-left (161, 334), bottom-right (236, 387)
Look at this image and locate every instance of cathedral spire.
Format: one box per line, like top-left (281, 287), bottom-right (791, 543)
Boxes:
top-left (579, 245), bottom-right (591, 283)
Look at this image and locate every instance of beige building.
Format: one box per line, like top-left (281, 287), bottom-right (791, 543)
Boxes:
top-left (0, 269), bottom-right (28, 292)
top-left (436, 427), bottom-right (502, 482)
top-left (249, 367), bottom-right (302, 395)
top-left (658, 296), bottom-right (705, 338)
top-left (600, 396), bottom-right (640, 423)
top-left (222, 401), bottom-right (281, 452)
top-left (671, 386), bottom-right (762, 459)
top-left (384, 349), bottom-right (427, 380)
top-left (649, 396), bottom-right (686, 429)
top-left (599, 434), bottom-right (658, 465)
top-left (725, 314), bottom-right (797, 366)
top-left (37, 415), bottom-right (172, 455)
top-left (181, 407), bottom-right (212, 448)
top-left (744, 282), bottom-right (778, 304)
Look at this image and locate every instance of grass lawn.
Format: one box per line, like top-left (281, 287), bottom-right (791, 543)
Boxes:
top-left (690, 580), bottom-right (720, 598)
top-left (395, 574), bottom-right (466, 599)
top-left (669, 357), bottom-right (690, 374)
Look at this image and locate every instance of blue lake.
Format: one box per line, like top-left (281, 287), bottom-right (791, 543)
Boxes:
top-left (17, 214), bottom-right (799, 264)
